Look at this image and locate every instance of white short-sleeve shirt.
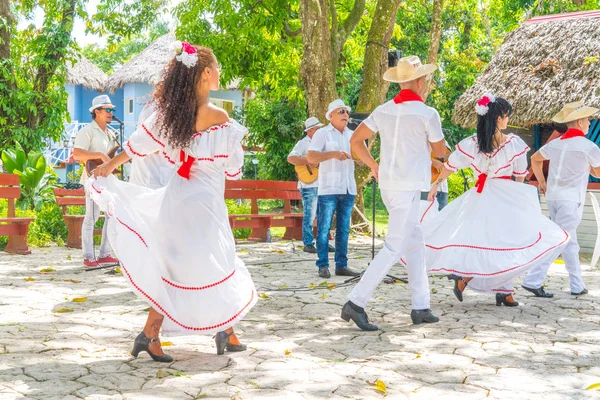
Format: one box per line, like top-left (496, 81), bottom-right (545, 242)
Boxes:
top-left (74, 120), bottom-right (118, 184)
top-left (540, 136), bottom-right (600, 204)
top-left (308, 124), bottom-right (357, 196)
top-left (363, 100), bottom-right (444, 191)
top-left (288, 135), bottom-right (318, 189)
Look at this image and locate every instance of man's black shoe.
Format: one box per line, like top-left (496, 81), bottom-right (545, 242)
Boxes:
top-left (328, 244), bottom-right (335, 252)
top-left (341, 301), bottom-right (379, 331)
top-left (335, 267), bottom-right (361, 277)
top-left (571, 288), bottom-right (588, 296)
top-left (521, 285), bottom-right (554, 298)
top-left (318, 267), bottom-right (331, 278)
top-left (303, 244), bottom-right (317, 254)
top-left (411, 309), bottom-right (439, 325)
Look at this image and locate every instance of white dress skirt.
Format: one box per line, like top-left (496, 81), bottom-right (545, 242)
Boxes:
top-left (86, 114), bottom-right (256, 335)
top-left (403, 134), bottom-right (570, 293)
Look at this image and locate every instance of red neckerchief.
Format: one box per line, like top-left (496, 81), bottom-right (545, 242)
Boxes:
top-left (560, 128), bottom-right (586, 140)
top-left (393, 89), bottom-right (424, 104)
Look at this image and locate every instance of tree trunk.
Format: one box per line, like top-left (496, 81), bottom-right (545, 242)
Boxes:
top-left (0, 0), bottom-right (14, 61)
top-left (424, 0), bottom-right (443, 99)
top-left (25, 0), bottom-right (77, 133)
top-left (0, 0), bottom-right (16, 147)
top-left (351, 0), bottom-right (401, 228)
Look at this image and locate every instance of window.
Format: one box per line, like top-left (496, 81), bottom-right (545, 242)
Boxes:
top-left (126, 98), bottom-right (134, 114)
top-left (209, 98), bottom-right (235, 113)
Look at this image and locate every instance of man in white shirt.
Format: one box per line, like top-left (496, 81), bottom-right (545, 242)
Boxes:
top-left (288, 116), bottom-right (337, 254)
top-left (522, 101), bottom-right (600, 297)
top-left (341, 56), bottom-right (446, 330)
top-left (307, 99), bottom-right (361, 279)
top-left (72, 95), bottom-right (119, 268)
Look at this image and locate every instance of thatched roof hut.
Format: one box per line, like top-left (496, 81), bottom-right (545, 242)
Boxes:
top-left (452, 10), bottom-right (600, 128)
top-left (66, 56), bottom-right (108, 92)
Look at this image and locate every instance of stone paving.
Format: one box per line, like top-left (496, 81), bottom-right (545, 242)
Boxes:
top-left (1, 236), bottom-right (600, 400)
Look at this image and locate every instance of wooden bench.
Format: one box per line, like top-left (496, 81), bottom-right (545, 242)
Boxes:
top-left (0, 174), bottom-right (35, 254)
top-left (225, 180), bottom-right (303, 241)
top-left (53, 188), bottom-right (104, 248)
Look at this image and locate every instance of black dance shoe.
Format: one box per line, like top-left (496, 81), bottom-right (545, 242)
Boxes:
top-left (131, 332), bottom-right (173, 362)
top-left (215, 330), bottom-right (247, 355)
top-left (341, 301), bottom-right (379, 331)
top-left (496, 293), bottom-right (519, 307)
top-left (410, 309), bottom-right (440, 325)
top-left (521, 285), bottom-right (554, 298)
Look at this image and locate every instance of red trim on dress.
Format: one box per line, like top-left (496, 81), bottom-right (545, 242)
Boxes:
top-left (225, 169), bottom-right (242, 178)
top-left (471, 163), bottom-right (482, 174)
top-left (513, 170), bottom-right (528, 176)
top-left (162, 270), bottom-right (236, 291)
top-left (120, 260), bottom-right (254, 331)
top-left (91, 182), bottom-right (103, 194)
top-left (162, 151), bottom-right (176, 164)
top-left (190, 121), bottom-right (233, 140)
top-left (445, 161), bottom-right (458, 171)
top-left (428, 229), bottom-right (569, 277)
top-left (492, 289), bottom-right (515, 293)
top-left (126, 142), bottom-right (147, 157)
top-left (486, 135), bottom-right (515, 158)
top-left (117, 217), bottom-right (149, 248)
top-left (142, 124), bottom-right (165, 147)
top-left (493, 147), bottom-right (530, 174)
top-left (457, 143), bottom-right (474, 159)
top-left (420, 200), bottom-right (435, 223)
top-left (427, 232), bottom-right (542, 251)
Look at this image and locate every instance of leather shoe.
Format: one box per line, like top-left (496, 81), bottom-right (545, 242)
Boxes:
top-left (303, 244), bottom-right (317, 254)
top-left (410, 309), bottom-right (440, 325)
top-left (318, 267), bottom-right (331, 278)
top-left (341, 301), bottom-right (378, 331)
top-left (328, 244), bottom-right (335, 252)
top-left (521, 285), bottom-right (554, 298)
top-left (335, 267), bottom-right (360, 277)
top-left (571, 288), bottom-right (588, 296)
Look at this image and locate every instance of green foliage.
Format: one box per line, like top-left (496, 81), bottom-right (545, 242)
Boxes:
top-left (448, 169), bottom-right (475, 201)
top-left (225, 199), bottom-right (251, 239)
top-left (1, 143), bottom-right (57, 211)
top-left (242, 95), bottom-right (306, 182)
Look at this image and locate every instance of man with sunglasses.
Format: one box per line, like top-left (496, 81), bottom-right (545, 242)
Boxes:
top-left (73, 95), bottom-right (119, 268)
top-left (307, 99), bottom-right (361, 279)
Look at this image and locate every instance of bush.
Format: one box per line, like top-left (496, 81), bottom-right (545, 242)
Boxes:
top-left (226, 199), bottom-right (251, 239)
top-left (448, 169), bottom-right (475, 201)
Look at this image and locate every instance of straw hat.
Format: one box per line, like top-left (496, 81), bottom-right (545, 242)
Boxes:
top-left (325, 99), bottom-right (351, 121)
top-left (304, 116), bottom-right (324, 131)
top-left (383, 55), bottom-right (437, 83)
top-left (89, 94), bottom-right (115, 113)
top-left (552, 101), bottom-right (599, 123)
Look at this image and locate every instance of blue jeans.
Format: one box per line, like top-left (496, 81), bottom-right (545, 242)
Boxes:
top-left (436, 191), bottom-right (448, 210)
top-left (300, 187), bottom-right (318, 246)
top-left (316, 194), bottom-right (355, 270)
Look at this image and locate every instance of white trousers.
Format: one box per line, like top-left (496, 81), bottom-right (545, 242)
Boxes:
top-left (82, 192), bottom-right (112, 260)
top-left (348, 190), bottom-right (431, 310)
top-left (523, 199), bottom-right (585, 293)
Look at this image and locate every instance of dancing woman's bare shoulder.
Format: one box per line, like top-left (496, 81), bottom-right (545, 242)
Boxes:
top-left (196, 103), bottom-right (230, 132)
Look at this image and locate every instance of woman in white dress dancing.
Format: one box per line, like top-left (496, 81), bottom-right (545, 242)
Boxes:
top-left (91, 42), bottom-right (256, 360)
top-left (419, 94), bottom-right (569, 306)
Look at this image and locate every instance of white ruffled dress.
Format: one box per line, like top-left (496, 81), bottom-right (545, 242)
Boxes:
top-left (406, 134), bottom-right (569, 293)
top-left (86, 113), bottom-right (257, 335)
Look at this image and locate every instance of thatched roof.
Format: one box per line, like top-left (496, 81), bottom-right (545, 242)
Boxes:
top-left (106, 33), bottom-right (243, 93)
top-left (66, 56), bottom-right (108, 92)
top-left (452, 10), bottom-right (600, 128)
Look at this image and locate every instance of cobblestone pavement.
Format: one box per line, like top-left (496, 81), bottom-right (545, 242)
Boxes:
top-left (1, 236), bottom-right (600, 399)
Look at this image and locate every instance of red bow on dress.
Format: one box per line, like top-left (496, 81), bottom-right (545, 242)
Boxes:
top-left (474, 174), bottom-right (511, 193)
top-left (177, 150), bottom-right (194, 179)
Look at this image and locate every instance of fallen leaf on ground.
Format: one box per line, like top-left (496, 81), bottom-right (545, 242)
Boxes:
top-left (64, 279), bottom-right (81, 283)
top-left (320, 293), bottom-right (328, 299)
top-left (416, 353), bottom-right (421, 359)
top-left (258, 292), bottom-right (269, 299)
top-left (368, 379), bottom-right (388, 396)
top-left (554, 259), bottom-right (565, 264)
top-left (327, 283), bottom-right (335, 290)
top-left (279, 284), bottom-right (287, 289)
top-left (308, 283), bottom-right (316, 289)
top-left (161, 341), bottom-right (173, 347)
top-left (284, 350), bottom-right (291, 355)
top-left (237, 249), bottom-right (248, 254)
top-left (586, 383), bottom-right (600, 390)
top-left (114, 267), bottom-right (122, 274)
top-left (156, 369), bottom-right (167, 379)
top-left (23, 277), bottom-right (35, 282)
top-left (72, 297), bottom-right (87, 303)
top-left (270, 247), bottom-right (285, 254)
top-left (39, 267), bottom-right (55, 274)
top-left (56, 307), bottom-right (74, 313)
top-left (431, 288), bottom-right (438, 294)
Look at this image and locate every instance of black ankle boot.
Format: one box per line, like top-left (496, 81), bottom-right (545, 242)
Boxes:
top-left (131, 332), bottom-right (173, 362)
top-left (215, 330), bottom-right (247, 355)
top-left (341, 301), bottom-right (379, 331)
top-left (496, 293), bottom-right (519, 307)
top-left (448, 274), bottom-right (468, 302)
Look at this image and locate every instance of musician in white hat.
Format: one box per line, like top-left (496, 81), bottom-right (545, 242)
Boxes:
top-left (288, 116), bottom-right (335, 254)
top-left (72, 94), bottom-right (119, 268)
top-left (340, 56), bottom-right (446, 330)
top-left (522, 101), bottom-right (600, 298)
top-left (307, 99), bottom-right (361, 279)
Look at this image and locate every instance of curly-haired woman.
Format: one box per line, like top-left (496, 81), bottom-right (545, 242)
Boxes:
top-left (410, 94), bottom-right (569, 306)
top-left (91, 42), bottom-right (256, 360)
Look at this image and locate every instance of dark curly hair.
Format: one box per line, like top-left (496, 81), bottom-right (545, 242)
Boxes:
top-left (153, 45), bottom-right (217, 149)
top-left (476, 97), bottom-right (513, 154)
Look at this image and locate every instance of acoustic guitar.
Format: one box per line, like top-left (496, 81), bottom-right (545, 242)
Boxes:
top-left (295, 164), bottom-right (319, 184)
top-left (430, 146), bottom-right (452, 183)
top-left (85, 145), bottom-right (120, 176)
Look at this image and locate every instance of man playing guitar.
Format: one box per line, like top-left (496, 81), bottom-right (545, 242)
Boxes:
top-left (287, 116), bottom-right (335, 254)
top-left (72, 95), bottom-right (119, 268)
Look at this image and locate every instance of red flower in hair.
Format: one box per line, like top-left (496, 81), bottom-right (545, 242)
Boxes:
top-left (181, 42), bottom-right (197, 55)
top-left (478, 96), bottom-right (491, 107)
